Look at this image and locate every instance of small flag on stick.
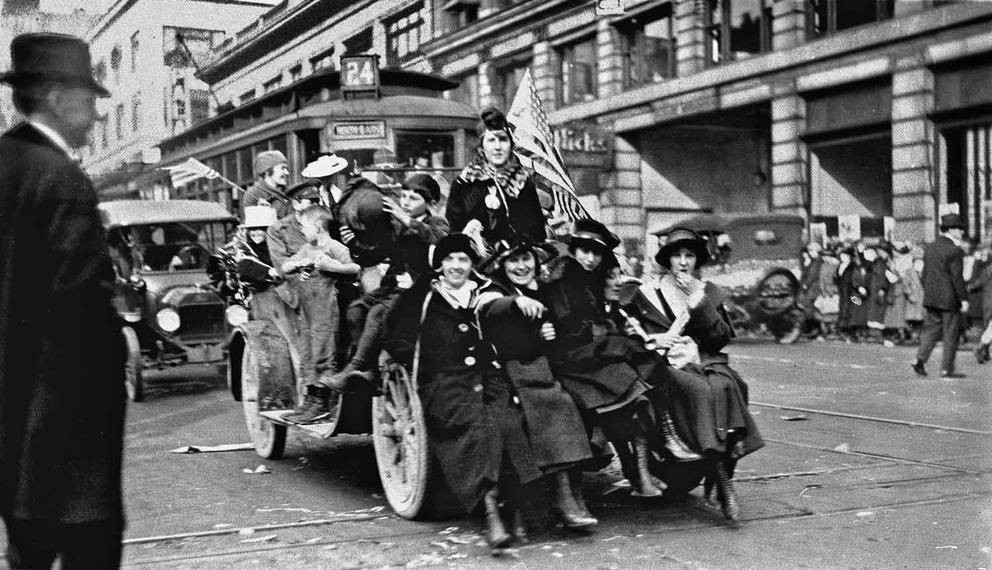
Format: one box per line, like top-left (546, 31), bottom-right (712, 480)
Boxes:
top-left (161, 157), bottom-right (220, 188)
top-left (506, 69), bottom-right (590, 223)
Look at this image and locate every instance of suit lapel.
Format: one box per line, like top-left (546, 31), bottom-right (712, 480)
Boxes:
top-left (636, 282), bottom-right (674, 329)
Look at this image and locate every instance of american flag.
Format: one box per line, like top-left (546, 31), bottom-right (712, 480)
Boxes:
top-left (506, 69), bottom-right (591, 223)
top-left (161, 157), bottom-right (220, 188)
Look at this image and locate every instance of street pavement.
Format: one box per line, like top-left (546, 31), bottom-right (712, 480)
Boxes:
top-left (5, 341), bottom-right (991, 569)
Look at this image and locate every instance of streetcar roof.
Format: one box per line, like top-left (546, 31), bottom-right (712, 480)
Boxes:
top-left (651, 213), bottom-right (804, 237)
top-left (99, 200), bottom-right (239, 228)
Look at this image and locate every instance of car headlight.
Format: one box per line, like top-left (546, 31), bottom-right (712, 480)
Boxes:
top-left (225, 305), bottom-right (249, 327)
top-left (155, 308), bottom-right (180, 332)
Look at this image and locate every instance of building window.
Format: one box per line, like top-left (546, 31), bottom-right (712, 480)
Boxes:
top-left (310, 46), bottom-right (335, 72)
top-left (495, 59), bottom-right (530, 109)
top-left (239, 89), bottom-right (256, 105)
top-left (386, 3), bottom-right (426, 66)
top-left (443, 0), bottom-right (479, 28)
top-left (447, 72), bottom-right (479, 108)
top-left (344, 27), bottom-right (373, 56)
top-left (131, 95), bottom-right (141, 132)
top-left (263, 74), bottom-right (282, 93)
top-left (807, 0), bottom-right (895, 38)
top-left (100, 117), bottom-right (108, 149)
top-left (705, 0), bottom-right (771, 66)
top-left (93, 59), bottom-right (107, 86)
top-left (130, 31), bottom-right (139, 73)
top-left (163, 26), bottom-right (225, 68)
top-left (190, 90), bottom-right (209, 124)
top-left (115, 104), bottom-right (124, 140)
top-left (290, 63), bottom-right (303, 82)
top-left (619, 4), bottom-right (676, 88)
top-left (559, 37), bottom-right (597, 106)
top-left (110, 45), bottom-right (122, 84)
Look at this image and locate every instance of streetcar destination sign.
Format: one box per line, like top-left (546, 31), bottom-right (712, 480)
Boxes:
top-left (340, 55), bottom-right (380, 98)
top-left (331, 121), bottom-right (386, 139)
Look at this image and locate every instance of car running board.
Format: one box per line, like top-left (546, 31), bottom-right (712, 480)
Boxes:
top-left (259, 410), bottom-right (337, 438)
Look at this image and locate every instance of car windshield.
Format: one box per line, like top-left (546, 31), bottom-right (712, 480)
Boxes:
top-left (109, 221), bottom-right (234, 273)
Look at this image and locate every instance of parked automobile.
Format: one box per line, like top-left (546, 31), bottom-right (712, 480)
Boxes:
top-left (653, 213), bottom-right (806, 343)
top-left (99, 200), bottom-right (240, 401)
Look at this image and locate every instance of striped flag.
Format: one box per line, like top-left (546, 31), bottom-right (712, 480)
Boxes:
top-left (161, 157), bottom-right (220, 188)
top-left (506, 69), bottom-right (591, 223)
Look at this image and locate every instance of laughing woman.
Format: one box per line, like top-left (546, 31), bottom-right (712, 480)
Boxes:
top-left (383, 234), bottom-right (540, 553)
top-left (625, 228), bottom-right (764, 520)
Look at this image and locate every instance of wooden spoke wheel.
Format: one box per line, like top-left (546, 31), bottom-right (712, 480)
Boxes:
top-left (372, 354), bottom-right (435, 520)
top-left (242, 347), bottom-right (286, 459)
top-left (122, 326), bottom-right (144, 403)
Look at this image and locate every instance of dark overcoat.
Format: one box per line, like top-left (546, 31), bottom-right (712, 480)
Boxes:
top-left (444, 174), bottom-right (546, 245)
top-left (478, 285), bottom-right (591, 472)
top-left (383, 275), bottom-right (540, 512)
top-left (921, 235), bottom-right (967, 312)
top-left (0, 123), bottom-right (126, 524)
top-left (626, 281), bottom-right (764, 460)
top-left (865, 257), bottom-right (890, 325)
top-left (542, 257), bottom-right (649, 412)
top-left (838, 261), bottom-right (869, 328)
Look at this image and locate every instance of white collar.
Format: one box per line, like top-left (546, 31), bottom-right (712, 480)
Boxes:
top-left (28, 119), bottom-right (77, 158)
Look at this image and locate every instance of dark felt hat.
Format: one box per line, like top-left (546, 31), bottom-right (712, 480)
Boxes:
top-left (432, 233), bottom-right (479, 269)
top-left (403, 173), bottom-right (441, 204)
top-left (479, 234), bottom-right (557, 275)
top-left (285, 180), bottom-right (322, 201)
top-left (1, 33), bottom-right (110, 97)
top-left (567, 218), bottom-right (620, 252)
top-left (656, 227), bottom-right (711, 269)
top-left (939, 213), bottom-right (965, 231)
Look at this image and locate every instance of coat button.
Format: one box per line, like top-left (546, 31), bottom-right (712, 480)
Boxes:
top-left (458, 323), bottom-right (470, 332)
top-left (464, 356), bottom-right (476, 366)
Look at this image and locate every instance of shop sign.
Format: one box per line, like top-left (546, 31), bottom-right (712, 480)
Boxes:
top-left (331, 121), bottom-right (386, 140)
top-left (595, 0), bottom-right (625, 16)
top-left (554, 122), bottom-right (613, 168)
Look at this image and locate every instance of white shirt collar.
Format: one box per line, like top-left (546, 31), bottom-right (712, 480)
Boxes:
top-left (28, 119), bottom-right (76, 159)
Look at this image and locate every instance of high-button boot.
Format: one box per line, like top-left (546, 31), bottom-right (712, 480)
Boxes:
top-left (630, 437), bottom-right (665, 498)
top-left (660, 410), bottom-right (702, 461)
top-left (712, 459), bottom-right (741, 521)
top-left (553, 471), bottom-right (598, 529)
top-left (483, 488), bottom-right (512, 551)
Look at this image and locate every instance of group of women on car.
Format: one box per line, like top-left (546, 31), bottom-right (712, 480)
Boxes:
top-left (378, 107), bottom-right (764, 554)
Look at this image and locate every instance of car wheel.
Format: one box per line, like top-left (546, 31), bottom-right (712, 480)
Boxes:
top-left (242, 347), bottom-right (286, 459)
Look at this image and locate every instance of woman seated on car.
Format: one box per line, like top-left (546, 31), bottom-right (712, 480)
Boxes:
top-left (624, 227), bottom-right (765, 520)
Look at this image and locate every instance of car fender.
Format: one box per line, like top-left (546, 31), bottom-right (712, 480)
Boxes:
top-left (227, 320), bottom-right (295, 403)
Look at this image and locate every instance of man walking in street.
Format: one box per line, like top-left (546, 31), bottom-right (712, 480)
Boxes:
top-left (0, 33), bottom-right (126, 568)
top-left (913, 213), bottom-right (969, 378)
top-left (240, 150), bottom-right (291, 219)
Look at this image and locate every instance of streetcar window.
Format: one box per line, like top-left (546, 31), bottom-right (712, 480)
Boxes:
top-left (395, 132), bottom-right (455, 168)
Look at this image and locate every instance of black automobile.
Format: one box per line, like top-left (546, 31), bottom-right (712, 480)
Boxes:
top-left (99, 200), bottom-right (240, 401)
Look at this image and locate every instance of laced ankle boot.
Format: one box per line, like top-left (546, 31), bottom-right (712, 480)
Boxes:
top-left (630, 437), bottom-right (665, 498)
top-left (509, 507), bottom-right (528, 544)
top-left (712, 460), bottom-right (741, 521)
top-left (660, 411), bottom-right (702, 461)
top-left (483, 488), bottom-right (511, 551)
top-left (568, 468), bottom-right (595, 520)
top-left (553, 471), bottom-right (598, 529)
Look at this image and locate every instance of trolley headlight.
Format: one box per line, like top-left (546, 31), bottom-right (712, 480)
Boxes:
top-left (155, 308), bottom-right (181, 332)
top-left (225, 305), bottom-right (249, 327)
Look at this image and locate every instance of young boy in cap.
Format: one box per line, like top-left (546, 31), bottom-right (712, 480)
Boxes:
top-left (241, 150), bottom-right (290, 219)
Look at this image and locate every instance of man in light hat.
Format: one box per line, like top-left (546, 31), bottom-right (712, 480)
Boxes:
top-left (0, 33), bottom-right (126, 568)
top-left (913, 213), bottom-right (969, 377)
top-left (241, 150), bottom-right (290, 219)
top-left (302, 153), bottom-right (349, 208)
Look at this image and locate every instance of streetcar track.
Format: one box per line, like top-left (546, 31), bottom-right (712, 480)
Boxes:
top-left (751, 401), bottom-right (992, 436)
top-left (761, 436), bottom-right (987, 475)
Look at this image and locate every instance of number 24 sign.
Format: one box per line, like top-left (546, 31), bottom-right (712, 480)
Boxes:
top-left (341, 55), bottom-right (379, 90)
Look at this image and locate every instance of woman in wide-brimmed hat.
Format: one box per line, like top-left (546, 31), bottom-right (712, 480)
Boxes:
top-left (383, 234), bottom-right (540, 553)
top-left (624, 227), bottom-right (764, 520)
top-left (477, 236), bottom-right (598, 533)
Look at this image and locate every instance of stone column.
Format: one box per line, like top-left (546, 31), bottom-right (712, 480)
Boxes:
top-left (599, 135), bottom-right (644, 255)
top-left (674, 0), bottom-right (706, 76)
top-left (770, 86), bottom-right (807, 216)
top-left (596, 18), bottom-right (624, 99)
top-left (532, 41), bottom-right (559, 111)
top-left (891, 54), bottom-right (936, 242)
top-left (477, 61), bottom-right (503, 111)
top-left (771, 0), bottom-right (806, 51)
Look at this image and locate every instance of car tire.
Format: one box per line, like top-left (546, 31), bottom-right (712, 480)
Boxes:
top-left (242, 348), bottom-right (286, 460)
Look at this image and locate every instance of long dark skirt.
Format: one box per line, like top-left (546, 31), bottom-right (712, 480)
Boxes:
top-left (658, 363), bottom-right (764, 462)
top-left (420, 369), bottom-right (541, 513)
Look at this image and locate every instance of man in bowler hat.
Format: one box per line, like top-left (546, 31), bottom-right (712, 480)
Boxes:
top-left (913, 214), bottom-right (970, 377)
top-left (0, 34), bottom-right (126, 567)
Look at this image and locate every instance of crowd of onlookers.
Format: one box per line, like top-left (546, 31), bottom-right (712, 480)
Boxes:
top-left (796, 235), bottom-right (992, 356)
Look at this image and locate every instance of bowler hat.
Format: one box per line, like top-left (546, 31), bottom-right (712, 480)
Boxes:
top-left (253, 150), bottom-right (287, 178)
top-left (285, 180), bottom-right (322, 201)
top-left (656, 227), bottom-right (711, 269)
top-left (0, 33), bottom-right (109, 97)
top-left (567, 218), bottom-right (620, 252)
top-left (432, 233), bottom-right (479, 269)
top-left (939, 213), bottom-right (965, 231)
top-left (402, 173), bottom-right (441, 204)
